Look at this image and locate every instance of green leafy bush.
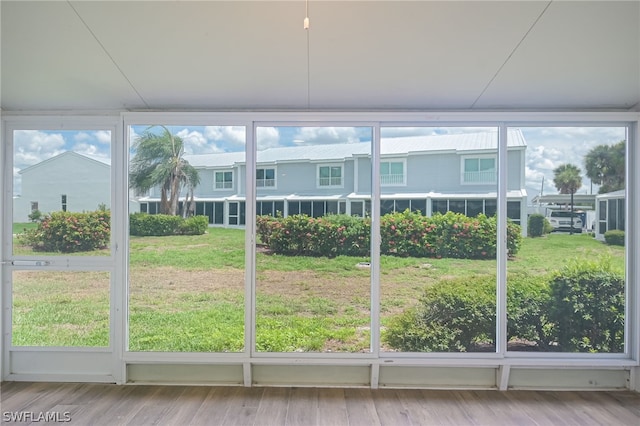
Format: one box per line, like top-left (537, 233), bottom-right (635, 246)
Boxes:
top-left (548, 258), bottom-right (624, 352)
top-left (20, 211), bottom-right (110, 253)
top-left (528, 213), bottom-right (552, 237)
top-left (130, 213), bottom-right (208, 236)
top-left (28, 209), bottom-right (43, 223)
top-left (381, 210), bottom-right (521, 259)
top-left (257, 211), bottom-right (521, 259)
top-left (130, 213), bottom-right (182, 236)
top-left (178, 215), bottom-right (209, 235)
top-left (604, 230), bottom-right (625, 246)
top-left (383, 274), bottom-right (550, 352)
top-left (257, 214), bottom-right (371, 257)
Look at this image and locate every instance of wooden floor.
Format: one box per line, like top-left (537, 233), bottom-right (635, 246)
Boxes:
top-left (1, 382), bottom-right (639, 425)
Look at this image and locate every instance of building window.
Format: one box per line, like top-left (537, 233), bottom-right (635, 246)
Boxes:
top-left (61, 194), bottom-right (67, 212)
top-left (214, 171), bottom-right (233, 190)
top-left (462, 157), bottom-right (496, 184)
top-left (257, 168), bottom-right (276, 188)
top-left (318, 165), bottom-right (342, 187)
top-left (380, 160), bottom-right (405, 186)
top-left (30, 201), bottom-right (39, 212)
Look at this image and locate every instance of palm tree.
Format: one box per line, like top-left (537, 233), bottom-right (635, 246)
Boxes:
top-left (553, 163), bottom-right (582, 235)
top-left (130, 126), bottom-right (200, 216)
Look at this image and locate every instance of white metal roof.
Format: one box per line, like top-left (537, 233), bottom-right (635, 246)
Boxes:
top-left (184, 129), bottom-right (526, 167)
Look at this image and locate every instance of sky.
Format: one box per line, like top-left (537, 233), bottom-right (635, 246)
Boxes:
top-left (12, 125), bottom-right (626, 201)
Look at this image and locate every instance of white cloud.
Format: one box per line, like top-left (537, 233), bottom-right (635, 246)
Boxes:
top-left (204, 126), bottom-right (246, 147)
top-left (292, 127), bottom-right (360, 145)
top-left (94, 130), bottom-right (112, 144)
top-left (13, 130), bottom-right (66, 169)
top-left (256, 127), bottom-right (281, 150)
top-left (176, 129), bottom-right (224, 155)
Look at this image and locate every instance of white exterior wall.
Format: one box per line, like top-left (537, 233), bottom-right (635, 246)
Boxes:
top-left (13, 152), bottom-right (110, 222)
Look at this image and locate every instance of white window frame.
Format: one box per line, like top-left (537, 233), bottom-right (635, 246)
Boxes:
top-left (380, 158), bottom-right (406, 186)
top-left (461, 154), bottom-right (497, 185)
top-left (316, 163), bottom-right (344, 188)
top-left (1, 111), bottom-right (637, 391)
top-left (256, 166), bottom-right (277, 189)
top-left (214, 169), bottom-right (234, 190)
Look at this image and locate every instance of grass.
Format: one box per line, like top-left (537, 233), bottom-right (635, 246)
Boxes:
top-left (11, 226), bottom-right (625, 352)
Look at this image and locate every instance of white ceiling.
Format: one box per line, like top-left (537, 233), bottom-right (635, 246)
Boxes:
top-left (1, 0), bottom-right (639, 112)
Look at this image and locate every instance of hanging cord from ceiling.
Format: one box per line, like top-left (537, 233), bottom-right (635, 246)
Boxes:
top-left (304, 0), bottom-right (311, 108)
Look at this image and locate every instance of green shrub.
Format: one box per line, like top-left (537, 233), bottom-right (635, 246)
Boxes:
top-left (28, 209), bottom-right (43, 223)
top-left (383, 274), bottom-right (550, 352)
top-left (382, 210), bottom-right (521, 259)
top-left (604, 230), bottom-right (625, 246)
top-left (130, 213), bottom-right (182, 236)
top-left (257, 211), bottom-right (521, 259)
top-left (178, 215), bottom-right (209, 235)
top-left (20, 210), bottom-right (110, 253)
top-left (130, 213), bottom-right (208, 236)
top-left (548, 258), bottom-right (624, 352)
top-left (258, 214), bottom-right (370, 257)
top-left (528, 213), bottom-right (552, 237)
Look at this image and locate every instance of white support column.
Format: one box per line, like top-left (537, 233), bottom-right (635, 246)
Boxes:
top-left (245, 124), bottom-right (256, 368)
top-left (627, 120), bottom-right (640, 386)
top-left (113, 117), bottom-right (127, 384)
top-left (497, 364), bottom-right (511, 391)
top-left (243, 362), bottom-right (252, 387)
top-left (370, 125), bottom-right (381, 358)
top-left (496, 124), bottom-right (508, 356)
top-left (370, 362), bottom-right (380, 389)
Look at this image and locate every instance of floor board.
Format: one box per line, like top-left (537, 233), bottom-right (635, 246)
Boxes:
top-left (1, 382), bottom-right (639, 425)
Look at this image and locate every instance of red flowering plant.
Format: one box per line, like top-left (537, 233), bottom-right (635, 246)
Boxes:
top-left (20, 210), bottom-right (110, 253)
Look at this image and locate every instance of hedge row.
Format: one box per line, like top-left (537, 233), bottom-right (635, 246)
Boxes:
top-left (604, 230), bottom-right (625, 246)
top-left (19, 211), bottom-right (209, 253)
top-left (129, 213), bottom-right (208, 236)
top-left (257, 211), bottom-right (522, 259)
top-left (384, 258), bottom-right (624, 353)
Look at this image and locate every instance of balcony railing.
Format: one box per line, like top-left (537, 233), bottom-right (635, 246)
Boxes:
top-left (319, 177), bottom-right (342, 186)
top-left (257, 179), bottom-right (275, 188)
top-left (381, 173), bottom-right (405, 185)
top-left (463, 170), bottom-right (496, 183)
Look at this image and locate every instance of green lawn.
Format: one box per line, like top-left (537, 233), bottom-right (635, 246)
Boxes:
top-left (11, 227), bottom-right (625, 351)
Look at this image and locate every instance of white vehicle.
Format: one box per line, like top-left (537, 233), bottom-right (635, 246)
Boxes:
top-left (548, 210), bottom-right (583, 232)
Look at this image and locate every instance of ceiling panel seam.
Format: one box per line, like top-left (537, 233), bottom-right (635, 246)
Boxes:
top-left (470, 0), bottom-right (553, 109)
top-left (66, 1), bottom-right (149, 108)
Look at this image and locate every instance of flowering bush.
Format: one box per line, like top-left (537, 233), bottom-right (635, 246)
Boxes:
top-left (20, 210), bottom-right (110, 253)
top-left (381, 210), bottom-right (522, 259)
top-left (256, 210), bottom-right (521, 259)
top-left (257, 214), bottom-right (370, 257)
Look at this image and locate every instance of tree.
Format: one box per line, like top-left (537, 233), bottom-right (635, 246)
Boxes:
top-left (130, 126), bottom-right (200, 216)
top-left (584, 141), bottom-right (625, 194)
top-left (553, 163), bottom-right (582, 235)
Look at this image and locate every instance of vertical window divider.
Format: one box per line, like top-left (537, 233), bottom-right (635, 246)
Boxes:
top-left (497, 124), bottom-right (508, 357)
top-left (371, 124), bottom-right (381, 366)
top-left (246, 123), bottom-right (257, 370)
top-left (113, 116), bottom-right (127, 384)
top-left (627, 121), bottom-right (639, 366)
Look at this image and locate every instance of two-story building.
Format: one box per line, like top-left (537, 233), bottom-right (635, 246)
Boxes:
top-left (136, 128), bottom-right (528, 234)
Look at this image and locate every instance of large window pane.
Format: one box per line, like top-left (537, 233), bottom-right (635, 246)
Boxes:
top-left (12, 129), bottom-right (112, 256)
top-left (12, 271), bottom-right (110, 347)
top-left (255, 126), bottom-right (372, 353)
top-left (508, 126), bottom-right (626, 353)
top-left (380, 127), bottom-right (499, 353)
top-left (128, 125), bottom-right (245, 352)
